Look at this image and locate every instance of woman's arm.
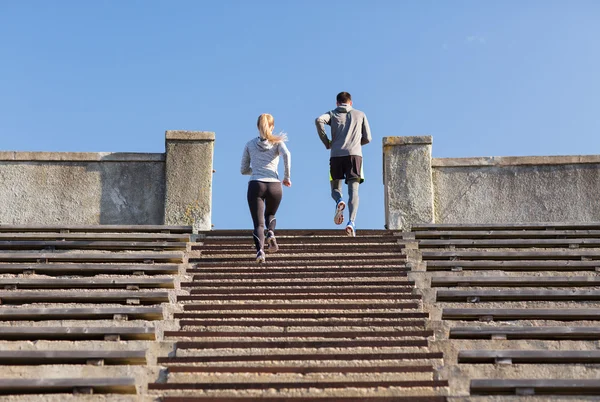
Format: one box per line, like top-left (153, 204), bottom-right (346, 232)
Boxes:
top-left (240, 144), bottom-right (252, 175)
top-left (279, 142), bottom-right (291, 183)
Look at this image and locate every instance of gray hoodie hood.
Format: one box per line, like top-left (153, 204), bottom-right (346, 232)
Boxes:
top-left (255, 137), bottom-right (274, 151)
top-left (335, 104), bottom-right (353, 113)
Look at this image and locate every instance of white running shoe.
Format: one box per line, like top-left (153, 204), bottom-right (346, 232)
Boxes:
top-left (266, 230), bottom-right (279, 253)
top-left (345, 221), bottom-right (356, 237)
top-left (334, 200), bottom-right (346, 225)
top-left (256, 249), bottom-right (266, 263)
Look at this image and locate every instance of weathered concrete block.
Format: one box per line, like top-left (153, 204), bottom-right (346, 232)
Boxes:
top-left (164, 131), bottom-right (215, 232)
top-left (383, 136), bottom-right (434, 230)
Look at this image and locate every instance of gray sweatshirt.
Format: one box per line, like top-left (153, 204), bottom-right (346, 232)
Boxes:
top-left (315, 104), bottom-right (372, 157)
top-left (240, 137), bottom-right (291, 182)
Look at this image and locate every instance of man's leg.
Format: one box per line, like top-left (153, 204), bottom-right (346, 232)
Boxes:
top-left (330, 157), bottom-right (346, 225)
top-left (347, 178), bottom-right (360, 222)
top-left (344, 155), bottom-right (362, 237)
top-left (331, 179), bottom-right (346, 225)
top-left (330, 179), bottom-right (343, 203)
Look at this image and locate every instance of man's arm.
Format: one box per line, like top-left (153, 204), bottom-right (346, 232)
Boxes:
top-left (240, 144), bottom-right (252, 175)
top-left (315, 112), bottom-right (332, 149)
top-left (361, 114), bottom-right (372, 145)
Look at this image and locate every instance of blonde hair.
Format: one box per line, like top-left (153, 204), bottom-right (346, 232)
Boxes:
top-left (257, 113), bottom-right (287, 143)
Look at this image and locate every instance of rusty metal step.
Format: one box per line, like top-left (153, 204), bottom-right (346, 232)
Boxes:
top-left (196, 245), bottom-right (405, 255)
top-left (201, 236), bottom-right (401, 245)
top-left (198, 229), bottom-right (394, 237)
top-left (179, 319), bottom-right (427, 328)
top-left (165, 365), bottom-right (435, 374)
top-left (178, 294), bottom-right (422, 301)
top-left (164, 330), bottom-right (433, 338)
top-left (191, 261), bottom-right (407, 268)
top-left (192, 255), bottom-right (406, 264)
top-left (175, 312), bottom-right (428, 319)
top-left (176, 339), bottom-right (429, 349)
top-left (181, 279), bottom-right (414, 288)
top-left (161, 396), bottom-right (446, 402)
top-left (187, 287), bottom-right (415, 295)
top-left (188, 267), bottom-right (408, 274)
top-left (158, 352), bottom-right (443, 363)
top-left (149, 380), bottom-right (448, 391)
top-left (191, 271), bottom-right (407, 280)
top-left (181, 302), bottom-right (419, 311)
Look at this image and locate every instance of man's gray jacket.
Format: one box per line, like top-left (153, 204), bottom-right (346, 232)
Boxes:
top-left (315, 104), bottom-right (371, 157)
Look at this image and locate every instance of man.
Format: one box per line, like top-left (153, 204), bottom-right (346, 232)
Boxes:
top-left (315, 91), bottom-right (371, 236)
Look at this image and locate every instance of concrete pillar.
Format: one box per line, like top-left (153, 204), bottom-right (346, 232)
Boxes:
top-left (383, 136), bottom-right (434, 230)
top-left (164, 131), bottom-right (215, 231)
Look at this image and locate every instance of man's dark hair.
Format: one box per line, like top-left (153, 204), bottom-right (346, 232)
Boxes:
top-left (336, 92), bottom-right (352, 104)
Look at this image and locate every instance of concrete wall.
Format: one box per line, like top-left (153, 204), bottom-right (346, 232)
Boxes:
top-left (0, 152), bottom-right (165, 225)
top-left (0, 131), bottom-right (215, 230)
top-left (384, 136), bottom-right (600, 230)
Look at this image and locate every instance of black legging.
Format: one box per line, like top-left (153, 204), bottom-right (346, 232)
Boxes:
top-left (247, 180), bottom-right (283, 252)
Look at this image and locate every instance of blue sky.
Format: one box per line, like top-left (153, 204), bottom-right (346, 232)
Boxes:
top-left (1, 1), bottom-right (599, 229)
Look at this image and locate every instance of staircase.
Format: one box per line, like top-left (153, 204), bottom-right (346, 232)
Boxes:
top-left (11, 223), bottom-right (578, 400)
top-left (149, 229), bottom-right (448, 401)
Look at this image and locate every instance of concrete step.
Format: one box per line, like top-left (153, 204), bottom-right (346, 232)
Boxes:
top-left (412, 223), bottom-right (600, 231)
top-left (0, 277), bottom-right (174, 289)
top-left (0, 252), bottom-right (184, 263)
top-left (0, 240), bottom-right (187, 251)
top-left (419, 238), bottom-right (600, 249)
top-left (0, 306), bottom-right (164, 321)
top-left (0, 350), bottom-right (146, 365)
top-left (0, 224), bottom-right (192, 233)
top-left (0, 378), bottom-right (137, 396)
top-left (0, 232), bottom-right (190, 241)
top-left (0, 263), bottom-right (181, 275)
top-left (470, 379), bottom-right (600, 396)
top-left (415, 229), bottom-right (600, 240)
top-left (0, 326), bottom-right (156, 341)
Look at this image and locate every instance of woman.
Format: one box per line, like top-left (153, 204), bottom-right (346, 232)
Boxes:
top-left (241, 113), bottom-right (291, 263)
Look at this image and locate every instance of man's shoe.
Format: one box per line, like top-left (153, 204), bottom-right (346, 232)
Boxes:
top-left (256, 249), bottom-right (266, 263)
top-left (266, 230), bottom-right (279, 253)
top-left (334, 200), bottom-right (346, 225)
top-left (345, 221), bottom-right (356, 237)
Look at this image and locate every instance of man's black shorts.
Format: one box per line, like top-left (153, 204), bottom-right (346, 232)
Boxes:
top-left (330, 155), bottom-right (363, 184)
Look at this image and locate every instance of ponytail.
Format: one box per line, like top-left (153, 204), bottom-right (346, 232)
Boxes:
top-left (257, 113), bottom-right (287, 143)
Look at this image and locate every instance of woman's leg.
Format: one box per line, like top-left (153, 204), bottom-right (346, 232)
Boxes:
top-left (264, 182), bottom-right (283, 232)
top-left (247, 181), bottom-right (267, 252)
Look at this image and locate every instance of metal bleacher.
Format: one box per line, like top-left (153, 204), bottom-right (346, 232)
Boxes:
top-left (0, 224), bottom-right (190, 399)
top-left (412, 222), bottom-right (600, 399)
